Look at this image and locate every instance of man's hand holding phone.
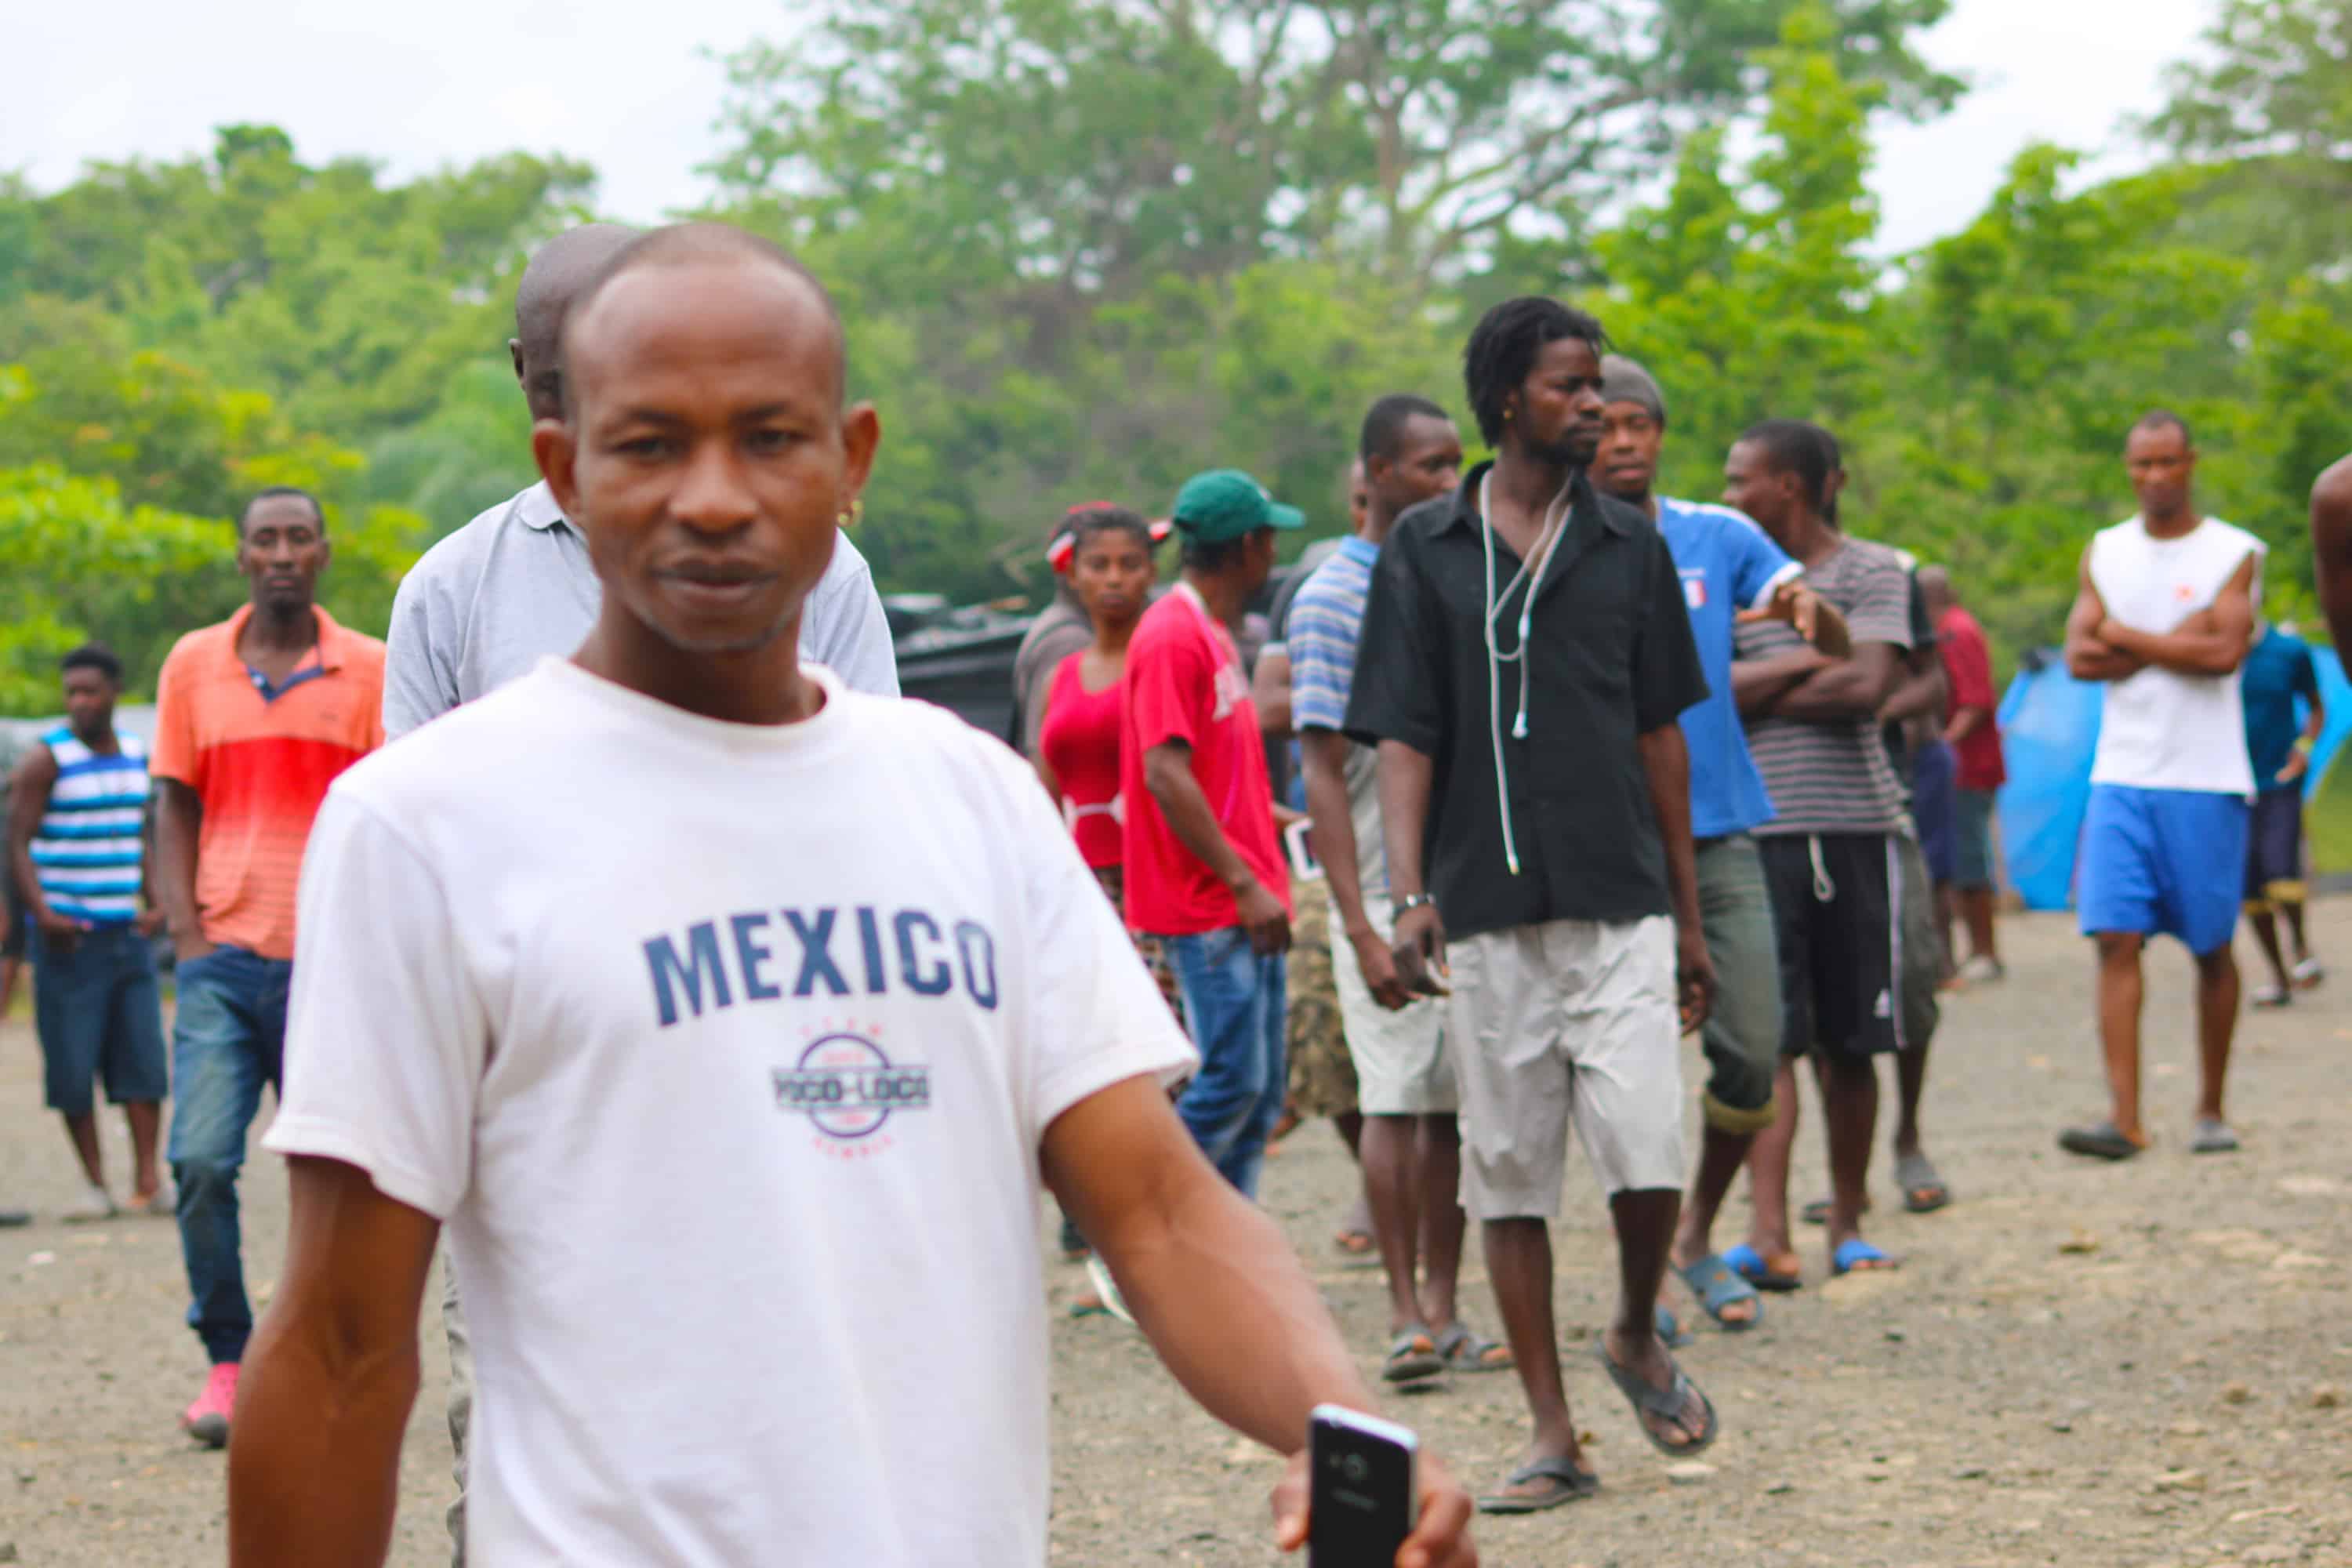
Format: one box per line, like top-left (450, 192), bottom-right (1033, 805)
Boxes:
top-left (1272, 1406), bottom-right (1477, 1566)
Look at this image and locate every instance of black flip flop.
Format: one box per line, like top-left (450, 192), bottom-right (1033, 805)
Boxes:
top-left (1432, 1320), bottom-right (1514, 1373)
top-left (1477, 1454), bottom-right (1599, 1514)
top-left (1594, 1340), bottom-right (1719, 1458)
top-left (1381, 1326), bottom-right (1445, 1386)
top-left (2058, 1120), bottom-right (2144, 1161)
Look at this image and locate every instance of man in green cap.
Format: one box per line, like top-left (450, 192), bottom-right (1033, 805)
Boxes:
top-left (1120, 469), bottom-right (1304, 1197)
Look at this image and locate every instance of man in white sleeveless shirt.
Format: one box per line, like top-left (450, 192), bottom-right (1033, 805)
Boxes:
top-left (2060, 411), bottom-right (2263, 1161)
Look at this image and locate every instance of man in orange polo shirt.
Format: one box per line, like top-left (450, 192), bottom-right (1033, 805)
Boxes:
top-left (151, 485), bottom-right (386, 1447)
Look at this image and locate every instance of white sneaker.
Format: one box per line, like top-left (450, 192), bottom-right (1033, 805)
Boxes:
top-left (2292, 956), bottom-right (2325, 989)
top-left (1956, 955), bottom-right (2005, 985)
top-left (61, 1184), bottom-right (117, 1224)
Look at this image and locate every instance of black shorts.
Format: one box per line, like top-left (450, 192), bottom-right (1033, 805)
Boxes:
top-left (1759, 833), bottom-right (1927, 1060)
top-left (2245, 786), bottom-right (2307, 906)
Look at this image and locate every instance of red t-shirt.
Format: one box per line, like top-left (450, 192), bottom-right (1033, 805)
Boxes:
top-left (1120, 586), bottom-right (1292, 936)
top-left (1937, 605), bottom-right (2005, 791)
top-left (1038, 652), bottom-right (1126, 869)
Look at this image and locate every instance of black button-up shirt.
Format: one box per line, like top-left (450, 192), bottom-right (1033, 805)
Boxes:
top-left (1344, 463), bottom-right (1708, 940)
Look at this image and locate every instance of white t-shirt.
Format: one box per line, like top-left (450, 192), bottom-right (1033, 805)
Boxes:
top-left (264, 659), bottom-right (1195, 1566)
top-left (2086, 514), bottom-right (2264, 795)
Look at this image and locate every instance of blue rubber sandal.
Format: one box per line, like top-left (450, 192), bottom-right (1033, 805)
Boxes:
top-left (1831, 1238), bottom-right (1900, 1277)
top-left (1655, 1305), bottom-right (1692, 1348)
top-left (1722, 1242), bottom-right (1803, 1293)
top-left (1675, 1253), bottom-right (1764, 1331)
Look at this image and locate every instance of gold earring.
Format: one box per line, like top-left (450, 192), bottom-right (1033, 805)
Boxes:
top-left (837, 499), bottom-right (864, 528)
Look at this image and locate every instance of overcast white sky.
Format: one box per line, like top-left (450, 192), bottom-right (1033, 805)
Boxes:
top-left (8, 0), bottom-right (2217, 256)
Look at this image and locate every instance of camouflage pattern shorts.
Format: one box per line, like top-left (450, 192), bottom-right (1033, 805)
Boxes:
top-left (1285, 877), bottom-right (1357, 1119)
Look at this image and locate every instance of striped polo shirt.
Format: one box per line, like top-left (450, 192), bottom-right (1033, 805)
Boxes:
top-left (1735, 533), bottom-right (1917, 837)
top-left (30, 728), bottom-right (151, 926)
top-left (149, 604), bottom-right (387, 961)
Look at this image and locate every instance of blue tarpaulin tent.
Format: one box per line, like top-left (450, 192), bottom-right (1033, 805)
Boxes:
top-left (1993, 647), bottom-right (2352, 910)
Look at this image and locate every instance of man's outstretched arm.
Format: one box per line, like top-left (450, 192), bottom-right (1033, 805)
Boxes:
top-left (1045, 1076), bottom-right (1475, 1566)
top-left (227, 1156), bottom-right (440, 1568)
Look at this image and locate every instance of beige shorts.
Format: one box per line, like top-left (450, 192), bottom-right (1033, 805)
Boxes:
top-left (1334, 902), bottom-right (1456, 1116)
top-left (1445, 916), bottom-right (1686, 1218)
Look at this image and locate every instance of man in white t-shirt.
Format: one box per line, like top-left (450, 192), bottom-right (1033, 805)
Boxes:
top-left (2060, 410), bottom-right (2262, 1162)
top-left (222, 223), bottom-right (1474, 1568)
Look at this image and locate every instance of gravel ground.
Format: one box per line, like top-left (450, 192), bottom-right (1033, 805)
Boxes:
top-left (3, 904), bottom-right (2348, 1566)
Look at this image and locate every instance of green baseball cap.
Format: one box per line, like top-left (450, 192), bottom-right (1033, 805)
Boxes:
top-left (1170, 469), bottom-right (1305, 543)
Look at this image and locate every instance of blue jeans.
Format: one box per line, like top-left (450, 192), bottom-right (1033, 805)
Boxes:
top-left (167, 946), bottom-right (292, 1364)
top-left (1164, 928), bottom-right (1287, 1199)
top-left (31, 925), bottom-right (169, 1118)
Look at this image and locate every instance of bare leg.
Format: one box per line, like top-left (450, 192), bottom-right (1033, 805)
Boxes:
top-left (1359, 1114), bottom-right (1426, 1331)
top-left (1934, 884), bottom-right (1958, 982)
top-left (125, 1102), bottom-right (164, 1200)
top-left (1818, 1052), bottom-right (1886, 1261)
top-left (1416, 1116), bottom-right (1467, 1332)
top-left (1960, 887), bottom-right (1999, 965)
top-left (1892, 1038), bottom-right (1931, 1158)
top-left (1599, 1188), bottom-right (1711, 1446)
top-left (1671, 1125), bottom-right (1759, 1323)
top-left (2281, 901), bottom-right (2314, 968)
top-left (2193, 946), bottom-right (2239, 1123)
top-left (1741, 1056), bottom-right (1803, 1277)
top-left (2095, 933), bottom-right (2147, 1140)
top-left (1482, 1217), bottom-right (1586, 1497)
top-left (61, 1112), bottom-right (106, 1189)
top-left (1331, 1110), bottom-right (1370, 1244)
top-left (0, 956), bottom-right (20, 1017)
top-left (2249, 909), bottom-right (2291, 992)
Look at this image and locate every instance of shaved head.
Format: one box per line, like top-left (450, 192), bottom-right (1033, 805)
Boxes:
top-left (559, 223), bottom-right (848, 421)
top-left (511, 223), bottom-right (639, 421)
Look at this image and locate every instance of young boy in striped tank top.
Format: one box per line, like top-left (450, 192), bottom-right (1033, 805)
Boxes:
top-left (5, 644), bottom-right (170, 1223)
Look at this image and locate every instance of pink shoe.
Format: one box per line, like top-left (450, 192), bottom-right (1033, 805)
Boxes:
top-left (183, 1363), bottom-right (239, 1448)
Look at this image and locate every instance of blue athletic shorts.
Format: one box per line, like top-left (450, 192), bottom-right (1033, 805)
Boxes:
top-left (2076, 784), bottom-right (2250, 956)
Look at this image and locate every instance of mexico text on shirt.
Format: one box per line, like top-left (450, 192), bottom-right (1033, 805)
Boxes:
top-left (264, 660), bottom-right (1193, 1567)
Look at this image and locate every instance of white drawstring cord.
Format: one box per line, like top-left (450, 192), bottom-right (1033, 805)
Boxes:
top-left (1808, 836), bottom-right (1838, 902)
top-left (1479, 471), bottom-right (1573, 877)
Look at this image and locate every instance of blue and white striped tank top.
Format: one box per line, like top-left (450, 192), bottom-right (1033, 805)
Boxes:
top-left (31, 727), bottom-right (150, 927)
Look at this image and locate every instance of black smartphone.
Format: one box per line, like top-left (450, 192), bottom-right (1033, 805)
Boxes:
top-left (1307, 1404), bottom-right (1417, 1566)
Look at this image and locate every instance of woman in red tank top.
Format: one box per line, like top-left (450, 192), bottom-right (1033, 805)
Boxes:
top-left (1035, 505), bottom-right (1174, 1279)
top-left (1036, 506), bottom-right (1158, 908)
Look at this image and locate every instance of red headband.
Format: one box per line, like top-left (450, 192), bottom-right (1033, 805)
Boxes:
top-left (1047, 507), bottom-right (1172, 573)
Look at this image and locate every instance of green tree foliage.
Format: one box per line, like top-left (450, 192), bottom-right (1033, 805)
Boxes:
top-left (713, 0), bottom-right (1955, 289)
top-left (1, 5), bottom-right (2347, 717)
top-left (2, 128), bottom-right (593, 442)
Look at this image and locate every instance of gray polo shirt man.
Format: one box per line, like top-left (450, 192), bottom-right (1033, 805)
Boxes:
top-left (383, 481), bottom-right (900, 737)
